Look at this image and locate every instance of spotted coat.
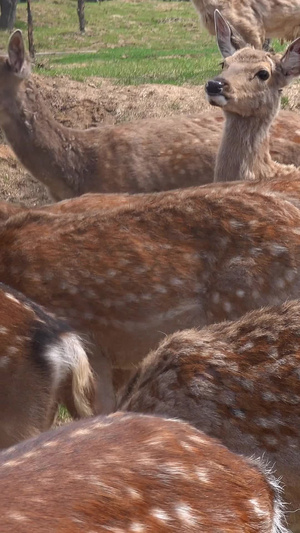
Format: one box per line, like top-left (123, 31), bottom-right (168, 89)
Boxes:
top-left (0, 412), bottom-right (288, 533)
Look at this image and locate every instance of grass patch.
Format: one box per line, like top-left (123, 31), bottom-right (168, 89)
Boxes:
top-left (281, 95), bottom-right (290, 109)
top-left (41, 44), bottom-right (220, 84)
top-left (56, 405), bottom-right (72, 426)
top-left (0, 0), bottom-right (288, 85)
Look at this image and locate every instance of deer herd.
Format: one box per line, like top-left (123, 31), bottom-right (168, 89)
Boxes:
top-left (2, 3), bottom-right (300, 531)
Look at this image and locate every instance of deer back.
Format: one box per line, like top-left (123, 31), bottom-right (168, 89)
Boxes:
top-left (1, 187), bottom-right (300, 369)
top-left (118, 299), bottom-right (300, 529)
top-left (0, 412), bottom-right (288, 533)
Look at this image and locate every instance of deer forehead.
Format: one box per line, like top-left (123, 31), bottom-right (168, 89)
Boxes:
top-left (226, 52), bottom-right (279, 74)
top-left (228, 48), bottom-right (274, 64)
top-left (221, 61), bottom-right (281, 88)
top-left (226, 59), bottom-right (273, 74)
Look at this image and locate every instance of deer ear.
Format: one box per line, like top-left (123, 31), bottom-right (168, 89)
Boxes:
top-left (7, 30), bottom-right (27, 76)
top-left (281, 37), bottom-right (300, 78)
top-left (214, 9), bottom-right (247, 58)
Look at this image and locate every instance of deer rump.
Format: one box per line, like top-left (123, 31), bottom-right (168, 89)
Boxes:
top-left (0, 412), bottom-right (288, 533)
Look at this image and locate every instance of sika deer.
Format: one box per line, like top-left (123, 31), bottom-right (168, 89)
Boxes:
top-left (0, 412), bottom-right (288, 533)
top-left (0, 282), bottom-right (95, 449)
top-left (192, 0), bottom-right (300, 49)
top-left (206, 11), bottom-right (300, 183)
top-left (3, 31), bottom-right (300, 199)
top-left (118, 299), bottom-right (300, 531)
top-left (0, 30), bottom-right (219, 200)
top-left (2, 184), bottom-right (300, 412)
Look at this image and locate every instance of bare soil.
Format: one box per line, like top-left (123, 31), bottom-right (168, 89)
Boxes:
top-left (1, 75), bottom-right (299, 207)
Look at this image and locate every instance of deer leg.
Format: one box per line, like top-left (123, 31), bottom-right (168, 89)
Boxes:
top-left (90, 352), bottom-right (116, 415)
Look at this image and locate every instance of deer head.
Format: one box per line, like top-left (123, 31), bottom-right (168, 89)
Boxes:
top-left (205, 10), bottom-right (300, 119)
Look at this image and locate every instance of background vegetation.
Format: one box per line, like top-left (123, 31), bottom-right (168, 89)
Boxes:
top-left (0, 0), bottom-right (286, 85)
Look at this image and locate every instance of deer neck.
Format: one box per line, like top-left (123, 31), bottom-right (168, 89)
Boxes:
top-left (214, 111), bottom-right (278, 182)
top-left (0, 80), bottom-right (86, 199)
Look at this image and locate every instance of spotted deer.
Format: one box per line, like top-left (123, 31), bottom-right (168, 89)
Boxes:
top-left (205, 10), bottom-right (300, 184)
top-left (3, 180), bottom-right (300, 412)
top-left (118, 299), bottom-right (300, 531)
top-left (3, 31), bottom-right (300, 201)
top-left (0, 282), bottom-right (95, 449)
top-left (192, 0), bottom-right (300, 49)
top-left (0, 412), bottom-right (288, 533)
top-left (0, 30), bottom-right (218, 201)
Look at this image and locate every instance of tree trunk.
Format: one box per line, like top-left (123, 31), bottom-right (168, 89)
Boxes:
top-left (27, 0), bottom-right (35, 60)
top-left (0, 0), bottom-right (18, 30)
top-left (77, 0), bottom-right (85, 33)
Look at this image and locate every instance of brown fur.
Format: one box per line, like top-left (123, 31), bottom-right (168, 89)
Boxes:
top-left (2, 185), bottom-right (300, 412)
top-left (118, 299), bottom-right (300, 531)
top-left (0, 191), bottom-right (142, 221)
top-left (0, 282), bottom-right (95, 449)
top-left (214, 170), bottom-right (300, 210)
top-left (192, 0), bottom-right (300, 48)
top-left (0, 412), bottom-right (288, 533)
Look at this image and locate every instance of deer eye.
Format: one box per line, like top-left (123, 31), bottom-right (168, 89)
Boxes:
top-left (256, 69), bottom-right (270, 81)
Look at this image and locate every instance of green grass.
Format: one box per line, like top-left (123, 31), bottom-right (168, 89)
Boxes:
top-left (41, 43), bottom-right (220, 84)
top-left (0, 0), bottom-right (288, 85)
top-left (56, 405), bottom-right (72, 426)
top-left (281, 95), bottom-right (290, 109)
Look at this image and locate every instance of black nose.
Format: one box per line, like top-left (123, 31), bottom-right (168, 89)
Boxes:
top-left (205, 80), bottom-right (224, 96)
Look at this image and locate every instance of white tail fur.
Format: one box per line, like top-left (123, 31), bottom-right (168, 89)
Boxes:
top-left (0, 282), bottom-right (95, 448)
top-left (45, 332), bottom-right (95, 419)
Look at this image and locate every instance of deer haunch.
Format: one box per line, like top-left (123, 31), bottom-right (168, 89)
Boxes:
top-left (118, 299), bottom-right (300, 532)
top-left (0, 412), bottom-right (288, 533)
top-left (0, 282), bottom-right (95, 448)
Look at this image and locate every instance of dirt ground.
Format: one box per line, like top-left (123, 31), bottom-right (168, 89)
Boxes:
top-left (1, 75), bottom-right (300, 207)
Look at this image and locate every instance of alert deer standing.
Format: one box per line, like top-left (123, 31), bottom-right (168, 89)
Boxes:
top-left (118, 299), bottom-right (300, 532)
top-left (0, 282), bottom-right (95, 449)
top-left (0, 30), bottom-right (217, 200)
top-left (0, 412), bottom-right (288, 533)
top-left (206, 10), bottom-right (300, 185)
top-left (2, 30), bottom-right (300, 200)
top-left (192, 0), bottom-right (300, 48)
